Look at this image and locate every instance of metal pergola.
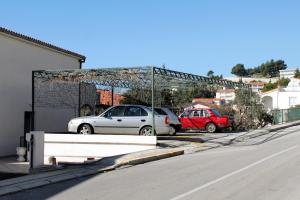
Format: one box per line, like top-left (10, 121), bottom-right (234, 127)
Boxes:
top-left (32, 66), bottom-right (250, 135)
top-left (33, 66), bottom-right (250, 89)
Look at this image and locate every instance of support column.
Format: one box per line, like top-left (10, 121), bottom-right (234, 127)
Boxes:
top-left (151, 67), bottom-right (156, 135)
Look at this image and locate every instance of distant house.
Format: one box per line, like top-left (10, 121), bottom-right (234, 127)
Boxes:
top-left (96, 90), bottom-right (124, 106)
top-left (261, 78), bottom-right (300, 111)
top-left (249, 81), bottom-right (265, 92)
top-left (0, 27), bottom-right (85, 156)
top-left (216, 89), bottom-right (235, 103)
top-left (279, 69), bottom-right (297, 79)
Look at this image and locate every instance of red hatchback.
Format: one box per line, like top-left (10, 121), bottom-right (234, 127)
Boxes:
top-left (179, 109), bottom-right (231, 133)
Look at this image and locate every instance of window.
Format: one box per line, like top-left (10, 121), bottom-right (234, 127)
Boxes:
top-left (211, 109), bottom-right (221, 117)
top-left (125, 107), bottom-right (148, 117)
top-left (105, 106), bottom-right (126, 117)
top-left (154, 108), bottom-right (167, 115)
top-left (202, 110), bottom-right (210, 117)
top-left (194, 111), bottom-right (201, 117)
top-left (289, 97), bottom-right (297, 106)
top-left (180, 111), bottom-right (189, 117)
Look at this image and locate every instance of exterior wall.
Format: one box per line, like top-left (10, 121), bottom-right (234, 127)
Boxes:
top-left (0, 33), bottom-right (81, 156)
top-left (216, 91), bottom-right (235, 103)
top-left (279, 69), bottom-right (296, 79)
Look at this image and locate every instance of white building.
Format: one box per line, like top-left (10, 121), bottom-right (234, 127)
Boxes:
top-left (216, 88), bottom-right (235, 103)
top-left (279, 69), bottom-right (296, 79)
top-left (0, 27), bottom-right (85, 156)
top-left (261, 78), bottom-right (300, 111)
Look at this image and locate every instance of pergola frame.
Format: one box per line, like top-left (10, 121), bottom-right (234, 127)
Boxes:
top-left (32, 66), bottom-right (250, 135)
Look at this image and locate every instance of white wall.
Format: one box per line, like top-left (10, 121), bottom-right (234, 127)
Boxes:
top-left (0, 33), bottom-right (81, 156)
top-left (261, 91), bottom-right (300, 110)
top-left (26, 132), bottom-right (157, 167)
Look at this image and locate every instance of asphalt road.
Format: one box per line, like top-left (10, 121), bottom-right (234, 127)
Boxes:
top-left (2, 126), bottom-right (300, 200)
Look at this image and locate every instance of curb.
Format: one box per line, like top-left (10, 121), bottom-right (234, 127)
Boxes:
top-left (0, 149), bottom-right (184, 197)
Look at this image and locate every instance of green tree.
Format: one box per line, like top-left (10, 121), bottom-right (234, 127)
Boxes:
top-left (231, 64), bottom-right (248, 77)
top-left (294, 68), bottom-right (300, 78)
top-left (262, 78), bottom-right (290, 92)
top-left (233, 59), bottom-right (287, 78)
top-left (207, 70), bottom-right (223, 80)
top-left (207, 70), bottom-right (214, 78)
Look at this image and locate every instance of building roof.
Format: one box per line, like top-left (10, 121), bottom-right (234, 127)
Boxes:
top-left (192, 98), bottom-right (224, 104)
top-left (0, 27), bottom-right (86, 61)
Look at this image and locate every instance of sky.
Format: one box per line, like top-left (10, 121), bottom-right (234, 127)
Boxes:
top-left (1, 0), bottom-right (300, 76)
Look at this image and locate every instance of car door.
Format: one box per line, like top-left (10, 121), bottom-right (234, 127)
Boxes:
top-left (94, 106), bottom-right (126, 134)
top-left (189, 110), bottom-right (203, 129)
top-left (121, 106), bottom-right (148, 134)
top-left (179, 110), bottom-right (193, 129)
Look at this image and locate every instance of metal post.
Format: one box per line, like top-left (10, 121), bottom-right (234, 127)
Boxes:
top-left (111, 86), bottom-right (114, 106)
top-left (151, 67), bottom-right (156, 135)
top-left (31, 71), bottom-right (35, 131)
top-left (78, 82), bottom-right (81, 117)
top-left (30, 134), bottom-right (34, 169)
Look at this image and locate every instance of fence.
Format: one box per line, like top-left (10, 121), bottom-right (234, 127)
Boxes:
top-left (272, 107), bottom-right (300, 124)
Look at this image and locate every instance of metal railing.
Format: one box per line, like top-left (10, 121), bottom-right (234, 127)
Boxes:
top-left (272, 107), bottom-right (300, 124)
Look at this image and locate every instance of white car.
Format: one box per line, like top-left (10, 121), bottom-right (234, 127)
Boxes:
top-left (68, 105), bottom-right (171, 136)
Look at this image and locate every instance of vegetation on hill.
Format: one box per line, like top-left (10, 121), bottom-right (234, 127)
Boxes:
top-left (294, 68), bottom-right (300, 78)
top-left (261, 78), bottom-right (290, 92)
top-left (206, 70), bottom-right (223, 79)
top-left (231, 59), bottom-right (287, 77)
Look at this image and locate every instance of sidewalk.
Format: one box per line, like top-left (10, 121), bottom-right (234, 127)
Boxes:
top-left (0, 157), bottom-right (29, 175)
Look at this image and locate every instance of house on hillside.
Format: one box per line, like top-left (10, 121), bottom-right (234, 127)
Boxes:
top-left (261, 78), bottom-right (300, 111)
top-left (216, 89), bottom-right (235, 103)
top-left (279, 69), bottom-right (297, 79)
top-left (248, 81), bottom-right (265, 92)
top-left (0, 27), bottom-right (85, 156)
top-left (96, 90), bottom-right (124, 106)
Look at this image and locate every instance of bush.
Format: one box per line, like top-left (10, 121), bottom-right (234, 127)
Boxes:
top-left (232, 89), bottom-right (273, 131)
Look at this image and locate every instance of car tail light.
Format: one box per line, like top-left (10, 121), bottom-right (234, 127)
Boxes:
top-left (165, 116), bottom-right (171, 124)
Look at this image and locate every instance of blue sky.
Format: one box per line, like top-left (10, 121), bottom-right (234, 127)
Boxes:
top-left (1, 0), bottom-right (299, 76)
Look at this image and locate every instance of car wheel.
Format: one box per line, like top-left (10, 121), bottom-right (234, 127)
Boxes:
top-left (139, 126), bottom-right (155, 136)
top-left (78, 124), bottom-right (93, 135)
top-left (206, 123), bottom-right (217, 133)
top-left (169, 125), bottom-right (177, 136)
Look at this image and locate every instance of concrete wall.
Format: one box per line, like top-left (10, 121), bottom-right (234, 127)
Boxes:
top-left (261, 91), bottom-right (300, 110)
top-left (0, 33), bottom-right (81, 156)
top-left (26, 132), bottom-right (157, 167)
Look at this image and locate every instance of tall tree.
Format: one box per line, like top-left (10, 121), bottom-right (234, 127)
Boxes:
top-left (231, 64), bottom-right (248, 77)
top-left (207, 70), bottom-right (214, 78)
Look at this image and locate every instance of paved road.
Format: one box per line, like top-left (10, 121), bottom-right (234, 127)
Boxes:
top-left (2, 126), bottom-right (300, 200)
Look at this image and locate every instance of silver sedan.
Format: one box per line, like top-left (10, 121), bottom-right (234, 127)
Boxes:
top-left (68, 105), bottom-right (172, 136)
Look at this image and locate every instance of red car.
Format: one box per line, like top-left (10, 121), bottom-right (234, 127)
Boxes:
top-left (179, 109), bottom-right (231, 133)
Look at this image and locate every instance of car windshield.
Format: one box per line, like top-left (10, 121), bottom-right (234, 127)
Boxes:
top-left (211, 109), bottom-right (222, 117)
